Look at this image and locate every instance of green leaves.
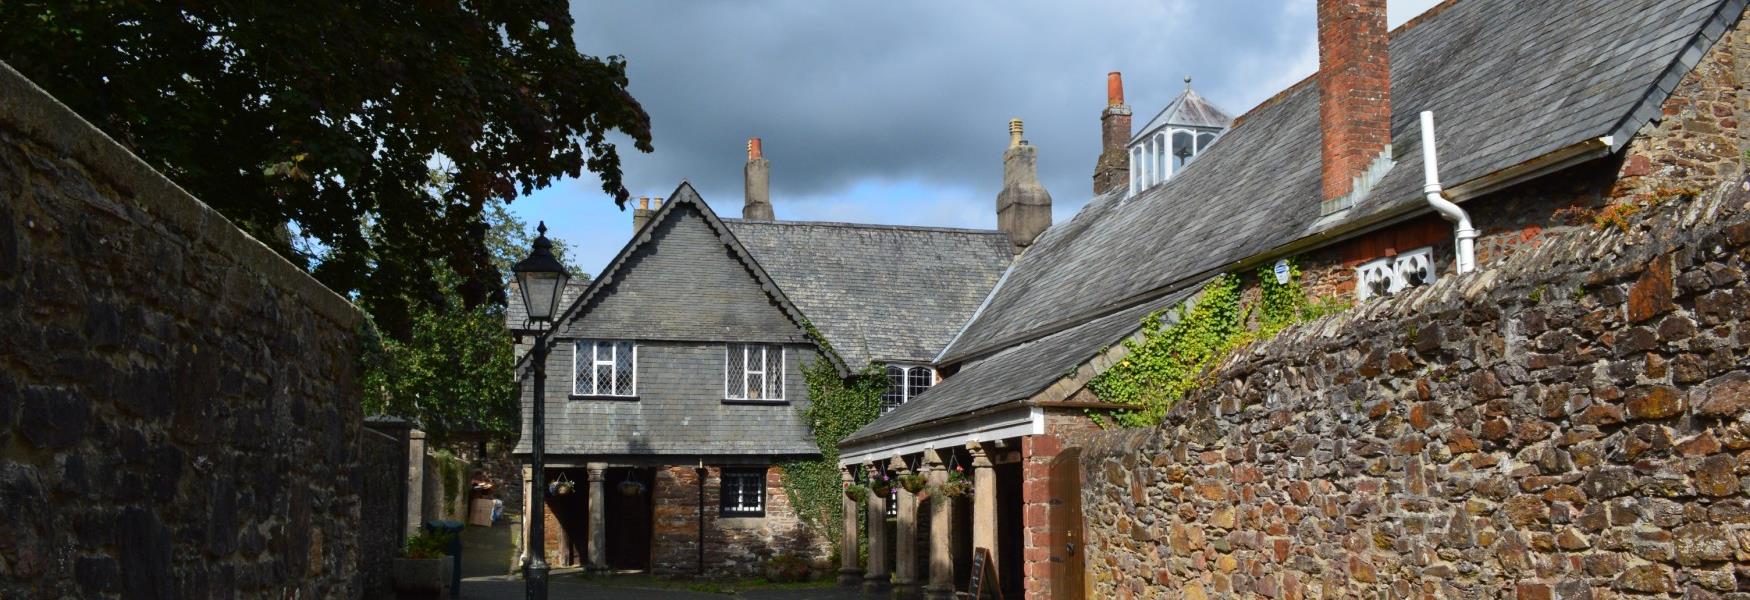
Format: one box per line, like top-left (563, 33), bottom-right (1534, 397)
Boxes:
top-left (778, 351), bottom-right (886, 552)
top-left (1090, 262), bottom-right (1349, 427)
top-left (1, 1), bottom-right (650, 336)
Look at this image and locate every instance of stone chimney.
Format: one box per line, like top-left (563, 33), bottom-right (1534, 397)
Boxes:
top-left (1093, 72), bottom-right (1132, 196)
top-left (996, 119), bottom-right (1052, 253)
top-left (1317, 0), bottom-right (1392, 215)
top-left (743, 137), bottom-right (774, 220)
top-left (632, 196), bottom-right (653, 233)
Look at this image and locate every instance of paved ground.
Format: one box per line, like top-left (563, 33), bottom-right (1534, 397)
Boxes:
top-left (453, 514), bottom-right (884, 600)
top-left (458, 576), bottom-right (884, 600)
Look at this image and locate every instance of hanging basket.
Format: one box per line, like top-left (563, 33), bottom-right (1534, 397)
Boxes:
top-left (618, 480), bottom-right (646, 496)
top-left (844, 484), bottom-right (871, 504)
top-left (897, 474), bottom-right (928, 494)
top-left (549, 473), bottom-right (576, 496)
top-left (870, 480), bottom-right (894, 497)
top-left (937, 478), bottom-right (972, 499)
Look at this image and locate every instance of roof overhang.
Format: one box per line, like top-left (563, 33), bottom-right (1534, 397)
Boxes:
top-left (838, 404), bottom-right (1040, 467)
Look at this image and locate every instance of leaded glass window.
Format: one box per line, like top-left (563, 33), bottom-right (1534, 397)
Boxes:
top-left (574, 340), bottom-right (636, 397)
top-left (720, 468), bottom-right (766, 517)
top-left (880, 365), bottom-right (935, 414)
top-left (726, 344), bottom-right (785, 400)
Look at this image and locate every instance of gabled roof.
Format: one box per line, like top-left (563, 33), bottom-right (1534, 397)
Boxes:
top-left (852, 0), bottom-right (1742, 445)
top-left (1131, 86), bottom-right (1233, 141)
top-left (940, 0), bottom-right (1738, 366)
top-left (725, 220), bottom-right (1012, 367)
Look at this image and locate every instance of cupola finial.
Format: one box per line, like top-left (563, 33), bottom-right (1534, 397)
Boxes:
top-left (1184, 75), bottom-right (1193, 92)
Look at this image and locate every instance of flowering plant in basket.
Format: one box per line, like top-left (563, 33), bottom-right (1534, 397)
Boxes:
top-left (897, 473), bottom-right (928, 494)
top-left (844, 483), bottom-right (871, 504)
top-left (869, 470), bottom-right (894, 497)
top-left (936, 465), bottom-right (972, 498)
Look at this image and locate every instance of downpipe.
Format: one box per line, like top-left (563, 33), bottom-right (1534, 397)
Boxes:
top-left (1420, 111), bottom-right (1477, 274)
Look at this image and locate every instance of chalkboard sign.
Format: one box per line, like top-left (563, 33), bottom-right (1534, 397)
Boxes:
top-left (967, 547), bottom-right (1002, 600)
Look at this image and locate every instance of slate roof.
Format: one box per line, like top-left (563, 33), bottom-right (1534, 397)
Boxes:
top-left (940, 0), bottom-right (1737, 365)
top-left (1132, 86), bottom-right (1234, 140)
top-left (725, 220), bottom-right (1013, 366)
top-left (849, 0), bottom-right (1741, 445)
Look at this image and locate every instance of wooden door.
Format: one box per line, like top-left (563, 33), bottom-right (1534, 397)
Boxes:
top-left (1048, 448), bottom-right (1085, 600)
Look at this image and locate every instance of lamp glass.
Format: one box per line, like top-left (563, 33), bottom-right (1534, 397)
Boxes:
top-left (517, 271), bottom-right (566, 322)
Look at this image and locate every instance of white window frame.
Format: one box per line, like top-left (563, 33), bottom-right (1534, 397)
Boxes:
top-left (572, 340), bottom-right (637, 397)
top-left (880, 364), bottom-right (937, 415)
top-left (719, 467), bottom-right (766, 517)
top-left (725, 343), bottom-right (785, 401)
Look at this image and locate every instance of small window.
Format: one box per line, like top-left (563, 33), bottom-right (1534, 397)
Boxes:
top-left (574, 340), bottom-right (636, 397)
top-left (880, 365), bottom-right (935, 414)
top-left (720, 468), bottom-right (766, 517)
top-left (726, 344), bottom-right (785, 401)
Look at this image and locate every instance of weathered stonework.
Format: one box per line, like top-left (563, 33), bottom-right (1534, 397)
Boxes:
top-left (1079, 178), bottom-right (1750, 598)
top-left (0, 62), bottom-right (368, 597)
top-left (650, 465), bottom-right (828, 578)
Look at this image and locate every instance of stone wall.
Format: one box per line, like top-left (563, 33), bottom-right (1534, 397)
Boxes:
top-left (651, 464), bottom-right (829, 578)
top-left (0, 61), bottom-right (368, 598)
top-left (358, 428), bottom-right (407, 598)
top-left (1078, 179), bottom-right (1750, 597)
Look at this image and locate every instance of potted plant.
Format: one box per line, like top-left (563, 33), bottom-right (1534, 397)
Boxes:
top-left (392, 530), bottom-right (454, 599)
top-left (618, 480), bottom-right (646, 496)
top-left (897, 473), bottom-right (928, 495)
top-left (936, 465), bottom-right (972, 498)
top-left (844, 483), bottom-right (871, 504)
top-left (549, 473), bottom-right (575, 496)
top-left (869, 471), bottom-right (894, 497)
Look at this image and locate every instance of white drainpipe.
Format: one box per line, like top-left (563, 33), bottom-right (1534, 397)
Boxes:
top-left (1420, 111), bottom-right (1477, 274)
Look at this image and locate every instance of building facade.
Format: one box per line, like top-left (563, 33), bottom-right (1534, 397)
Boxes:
top-left (838, 0), bottom-right (1750, 598)
top-left (509, 144), bottom-right (1015, 577)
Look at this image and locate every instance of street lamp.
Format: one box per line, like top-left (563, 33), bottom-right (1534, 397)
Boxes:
top-left (512, 222), bottom-right (570, 600)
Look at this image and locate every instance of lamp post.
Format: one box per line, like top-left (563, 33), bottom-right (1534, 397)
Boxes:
top-left (512, 222), bottom-right (570, 600)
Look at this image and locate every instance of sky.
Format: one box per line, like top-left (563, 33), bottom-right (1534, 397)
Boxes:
top-left (511, 0), bottom-right (1446, 276)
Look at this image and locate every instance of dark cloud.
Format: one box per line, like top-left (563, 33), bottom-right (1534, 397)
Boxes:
top-left (537, 0), bottom-right (1441, 268)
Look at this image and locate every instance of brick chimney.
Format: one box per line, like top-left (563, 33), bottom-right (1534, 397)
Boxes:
top-left (632, 196), bottom-right (653, 233)
top-left (1317, 0), bottom-right (1392, 215)
top-left (996, 119), bottom-right (1052, 253)
top-left (1093, 72), bottom-right (1133, 196)
top-left (743, 137), bottom-right (774, 220)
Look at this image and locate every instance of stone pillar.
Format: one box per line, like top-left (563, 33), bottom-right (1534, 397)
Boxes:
top-left (519, 465), bottom-right (533, 566)
top-left (839, 467), bottom-right (864, 586)
top-left (891, 456), bottom-right (921, 599)
top-left (405, 429), bottom-right (428, 538)
top-left (924, 448), bottom-right (955, 600)
top-left (969, 442), bottom-right (997, 578)
top-left (864, 463), bottom-right (891, 593)
top-left (587, 463), bottom-right (608, 572)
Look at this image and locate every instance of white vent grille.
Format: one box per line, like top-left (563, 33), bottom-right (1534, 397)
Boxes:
top-left (1355, 246), bottom-right (1438, 301)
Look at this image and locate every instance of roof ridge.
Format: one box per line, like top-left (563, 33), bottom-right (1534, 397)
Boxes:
top-left (722, 218), bottom-right (1009, 236)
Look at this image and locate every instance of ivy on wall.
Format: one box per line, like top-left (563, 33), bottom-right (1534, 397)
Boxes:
top-left (1090, 260), bottom-right (1347, 427)
top-left (778, 324), bottom-right (887, 556)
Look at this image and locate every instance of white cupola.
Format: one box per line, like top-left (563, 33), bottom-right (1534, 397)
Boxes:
top-left (1128, 77), bottom-right (1233, 195)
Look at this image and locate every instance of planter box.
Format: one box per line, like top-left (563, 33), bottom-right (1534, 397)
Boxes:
top-left (392, 557), bottom-right (452, 600)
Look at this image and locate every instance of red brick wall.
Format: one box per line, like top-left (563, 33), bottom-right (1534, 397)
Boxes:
top-left (1019, 410), bottom-right (1104, 600)
top-left (649, 464), bottom-right (829, 578)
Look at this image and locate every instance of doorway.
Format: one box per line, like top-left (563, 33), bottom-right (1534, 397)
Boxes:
top-left (1049, 448), bottom-right (1086, 600)
top-left (603, 467), bottom-right (654, 570)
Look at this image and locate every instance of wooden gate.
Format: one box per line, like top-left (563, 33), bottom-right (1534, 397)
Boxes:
top-left (1048, 447), bottom-right (1085, 599)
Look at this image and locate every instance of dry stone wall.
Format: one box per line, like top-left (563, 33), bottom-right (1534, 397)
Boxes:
top-left (0, 62), bottom-right (369, 597)
top-left (1080, 178), bottom-right (1750, 598)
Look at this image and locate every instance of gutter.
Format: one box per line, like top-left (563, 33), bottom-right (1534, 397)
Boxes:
top-left (937, 134), bottom-right (1616, 367)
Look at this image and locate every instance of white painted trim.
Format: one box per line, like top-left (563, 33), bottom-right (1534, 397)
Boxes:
top-left (837, 406), bottom-right (1045, 467)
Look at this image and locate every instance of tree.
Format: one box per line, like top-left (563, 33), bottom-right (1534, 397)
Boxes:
top-left (360, 204), bottom-right (583, 438)
top-left (0, 1), bottom-right (651, 337)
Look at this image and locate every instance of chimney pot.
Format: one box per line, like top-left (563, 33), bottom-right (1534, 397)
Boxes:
top-left (997, 119), bottom-right (1052, 253)
top-left (743, 138), bottom-right (774, 220)
top-left (1093, 72), bottom-right (1134, 195)
top-left (639, 196), bottom-right (650, 210)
